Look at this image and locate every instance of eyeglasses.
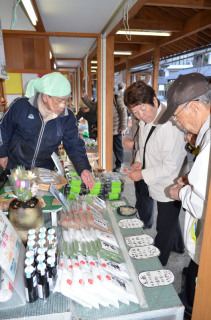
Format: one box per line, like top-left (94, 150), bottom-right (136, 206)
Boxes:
top-left (48, 96), bottom-right (69, 106)
top-left (172, 99), bottom-right (199, 122)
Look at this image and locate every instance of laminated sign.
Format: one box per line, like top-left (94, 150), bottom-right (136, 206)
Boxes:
top-left (0, 210), bottom-right (21, 283)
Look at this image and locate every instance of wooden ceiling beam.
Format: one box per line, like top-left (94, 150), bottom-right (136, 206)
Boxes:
top-left (114, 43), bottom-right (141, 51)
top-left (109, 0), bottom-right (148, 35)
top-left (128, 17), bottom-right (183, 32)
top-left (31, 0), bottom-right (45, 32)
top-left (145, 1), bottom-right (211, 10)
top-left (114, 62), bottom-right (127, 73)
top-left (114, 34), bottom-right (156, 44)
top-left (157, 10), bottom-right (211, 47)
top-left (2, 30), bottom-right (98, 38)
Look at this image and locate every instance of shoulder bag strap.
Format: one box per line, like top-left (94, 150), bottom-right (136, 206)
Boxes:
top-left (143, 126), bottom-right (156, 169)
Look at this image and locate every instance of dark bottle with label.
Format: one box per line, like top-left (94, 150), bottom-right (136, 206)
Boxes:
top-left (47, 256), bottom-right (57, 291)
top-left (37, 262), bottom-right (50, 299)
top-left (24, 265), bottom-right (38, 303)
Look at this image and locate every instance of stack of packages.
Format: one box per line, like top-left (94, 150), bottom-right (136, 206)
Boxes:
top-left (56, 199), bottom-right (138, 309)
top-left (64, 167), bottom-right (124, 200)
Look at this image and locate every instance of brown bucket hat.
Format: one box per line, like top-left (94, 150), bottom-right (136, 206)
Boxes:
top-left (158, 73), bottom-right (210, 124)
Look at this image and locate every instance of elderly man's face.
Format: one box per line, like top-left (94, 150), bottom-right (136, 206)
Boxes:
top-left (130, 98), bottom-right (158, 123)
top-left (43, 95), bottom-right (69, 114)
top-left (172, 100), bottom-right (201, 134)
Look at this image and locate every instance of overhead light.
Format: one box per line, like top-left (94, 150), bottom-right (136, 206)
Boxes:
top-left (91, 60), bottom-right (97, 64)
top-left (22, 0), bottom-right (38, 26)
top-left (116, 30), bottom-right (171, 37)
top-left (91, 66), bottom-right (97, 69)
top-left (91, 70), bottom-right (96, 73)
top-left (114, 51), bottom-right (132, 56)
top-left (49, 51), bottom-right (52, 59)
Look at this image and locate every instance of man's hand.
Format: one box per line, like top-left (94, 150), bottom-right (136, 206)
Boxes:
top-left (0, 157), bottom-right (8, 170)
top-left (169, 184), bottom-right (183, 201)
top-left (177, 175), bottom-right (189, 186)
top-left (120, 129), bottom-right (127, 136)
top-left (81, 169), bottom-right (94, 190)
top-left (123, 137), bottom-right (134, 150)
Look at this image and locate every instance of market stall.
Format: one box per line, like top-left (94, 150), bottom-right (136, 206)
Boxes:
top-left (0, 169), bottom-right (184, 320)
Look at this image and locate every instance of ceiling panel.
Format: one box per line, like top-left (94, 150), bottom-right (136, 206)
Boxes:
top-left (50, 37), bottom-right (95, 59)
top-left (0, 0), bottom-right (35, 30)
top-left (36, 0), bottom-right (122, 33)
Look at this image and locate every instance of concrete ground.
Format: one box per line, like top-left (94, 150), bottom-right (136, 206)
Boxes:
top-left (114, 149), bottom-right (191, 296)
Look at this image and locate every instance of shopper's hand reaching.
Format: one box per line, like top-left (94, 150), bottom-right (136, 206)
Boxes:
top-left (128, 168), bottom-right (143, 181)
top-left (169, 184), bottom-right (183, 201)
top-left (130, 161), bottom-right (142, 170)
top-left (81, 169), bottom-right (95, 190)
top-left (123, 137), bottom-right (134, 150)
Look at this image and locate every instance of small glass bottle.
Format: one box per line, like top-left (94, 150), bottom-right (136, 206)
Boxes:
top-left (24, 265), bottom-right (38, 303)
top-left (37, 262), bottom-right (50, 299)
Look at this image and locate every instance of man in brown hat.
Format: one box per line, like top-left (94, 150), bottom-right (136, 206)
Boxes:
top-left (159, 72), bottom-right (211, 318)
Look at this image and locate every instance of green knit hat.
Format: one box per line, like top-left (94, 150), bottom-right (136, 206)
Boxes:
top-left (25, 72), bottom-right (71, 98)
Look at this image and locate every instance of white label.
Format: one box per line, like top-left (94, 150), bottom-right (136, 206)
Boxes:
top-left (101, 240), bottom-right (118, 254)
top-left (25, 287), bottom-right (29, 302)
top-left (125, 235), bottom-right (153, 247)
top-left (38, 284), bottom-right (43, 298)
top-left (118, 218), bottom-right (144, 229)
top-left (139, 269), bottom-right (174, 287)
top-left (129, 245), bottom-right (160, 259)
top-left (33, 275), bottom-right (37, 287)
top-left (94, 217), bottom-right (108, 229)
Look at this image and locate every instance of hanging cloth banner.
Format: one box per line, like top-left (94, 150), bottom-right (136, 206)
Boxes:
top-left (0, 19), bottom-right (9, 80)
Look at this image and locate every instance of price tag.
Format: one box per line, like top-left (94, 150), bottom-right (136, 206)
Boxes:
top-left (125, 234), bottom-right (153, 247)
top-left (110, 201), bottom-right (127, 208)
top-left (118, 218), bottom-right (143, 229)
top-left (129, 245), bottom-right (160, 259)
top-left (139, 269), bottom-right (174, 287)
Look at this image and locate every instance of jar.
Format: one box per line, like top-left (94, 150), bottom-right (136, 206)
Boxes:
top-left (8, 197), bottom-right (44, 245)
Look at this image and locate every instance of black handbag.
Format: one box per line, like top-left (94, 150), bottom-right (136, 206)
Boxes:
top-left (135, 126), bottom-right (156, 228)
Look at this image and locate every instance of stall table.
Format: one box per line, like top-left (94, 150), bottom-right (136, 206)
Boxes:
top-left (0, 188), bottom-right (184, 320)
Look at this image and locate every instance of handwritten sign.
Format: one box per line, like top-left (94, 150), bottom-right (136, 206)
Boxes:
top-left (129, 245), bottom-right (160, 259)
top-left (139, 269), bottom-right (174, 287)
top-left (0, 210), bottom-right (21, 283)
top-left (110, 200), bottom-right (127, 208)
top-left (118, 218), bottom-right (143, 229)
top-left (125, 234), bottom-right (153, 247)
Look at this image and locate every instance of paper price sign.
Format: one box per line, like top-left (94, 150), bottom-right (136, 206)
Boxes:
top-left (118, 218), bottom-right (143, 229)
top-left (125, 234), bottom-right (154, 247)
top-left (110, 200), bottom-right (127, 208)
top-left (0, 210), bottom-right (21, 283)
top-left (129, 245), bottom-right (160, 259)
top-left (139, 269), bottom-right (174, 288)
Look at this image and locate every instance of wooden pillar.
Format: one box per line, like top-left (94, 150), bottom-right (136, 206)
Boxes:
top-left (97, 34), bottom-right (102, 167)
top-left (126, 59), bottom-right (131, 88)
top-left (152, 46), bottom-right (160, 95)
top-left (76, 69), bottom-right (79, 111)
top-left (80, 61), bottom-right (83, 95)
top-left (87, 58), bottom-right (92, 98)
top-left (192, 178), bottom-right (211, 320)
top-left (105, 35), bottom-right (114, 171)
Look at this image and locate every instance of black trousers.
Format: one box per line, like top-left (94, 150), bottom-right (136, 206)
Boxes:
top-left (134, 180), bottom-right (154, 228)
top-left (113, 133), bottom-right (124, 169)
top-left (154, 200), bottom-right (185, 266)
top-left (179, 259), bottom-right (199, 315)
